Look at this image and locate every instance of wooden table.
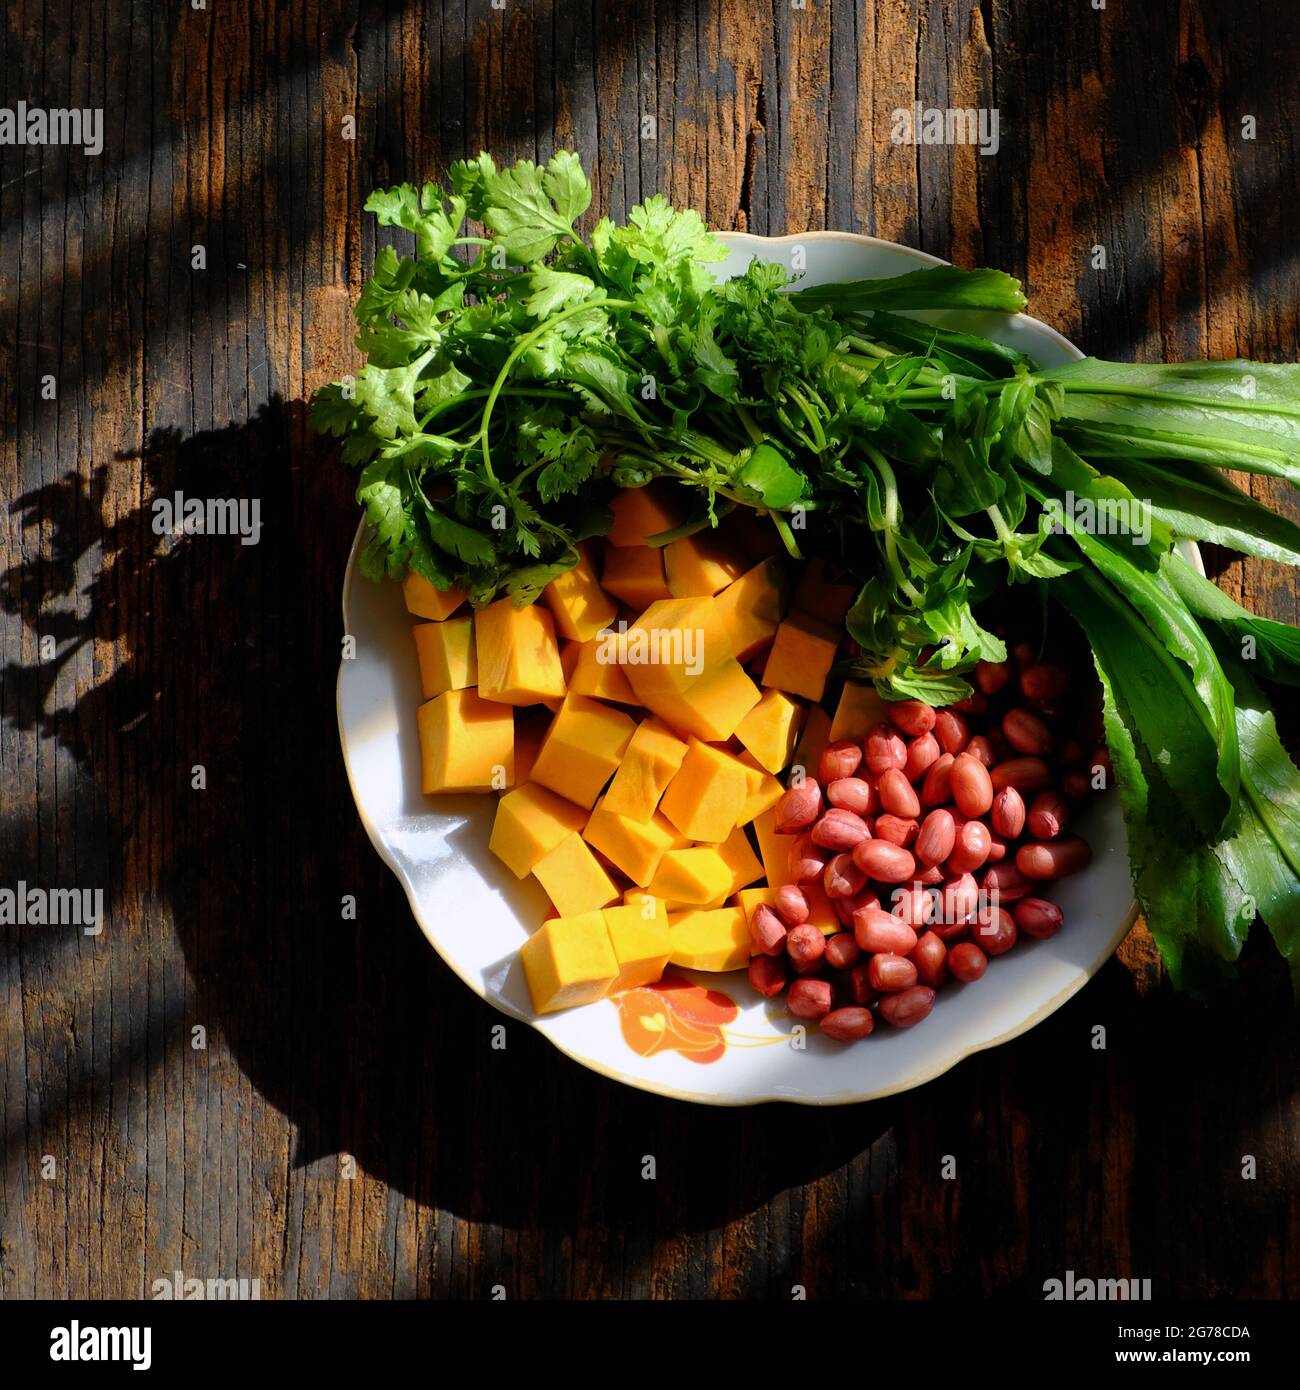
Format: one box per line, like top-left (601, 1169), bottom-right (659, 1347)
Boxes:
top-left (2, 1), bottom-right (1297, 1300)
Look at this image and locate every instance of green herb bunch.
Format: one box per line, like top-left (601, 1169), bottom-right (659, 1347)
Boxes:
top-left (312, 151), bottom-right (1300, 995)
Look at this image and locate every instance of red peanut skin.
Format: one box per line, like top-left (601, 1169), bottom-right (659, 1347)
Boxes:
top-left (909, 930), bottom-right (948, 988)
top-left (789, 832), bottom-right (828, 884)
top-left (990, 757), bottom-right (1053, 794)
top-left (824, 852), bottom-right (868, 899)
top-left (774, 781), bottom-right (823, 833)
top-left (975, 906), bottom-right (1018, 956)
top-left (878, 766), bottom-right (921, 818)
top-left (811, 807), bottom-right (871, 851)
top-left (820, 1006), bottom-right (874, 1041)
top-left (1020, 663), bottom-right (1069, 702)
top-left (947, 819), bottom-right (993, 875)
top-left (865, 723), bottom-right (908, 776)
top-left (748, 954), bottom-right (790, 997)
top-left (990, 785), bottom-right (1026, 839)
top-left (916, 809), bottom-right (956, 866)
top-left (819, 740), bottom-right (864, 784)
top-left (879, 986), bottom-right (936, 1028)
top-left (1014, 897), bottom-right (1065, 939)
top-left (951, 752), bottom-right (994, 817)
top-left (786, 923), bottom-right (826, 968)
top-left (983, 862), bottom-right (1032, 902)
top-left (921, 753), bottom-right (955, 807)
top-left (1003, 707), bottom-right (1054, 756)
top-left (976, 659), bottom-right (1013, 695)
top-left (787, 977), bottom-right (834, 1020)
top-left (873, 814), bottom-right (919, 847)
top-left (1017, 836), bottom-right (1092, 879)
top-left (841, 961), bottom-right (878, 1007)
top-left (824, 933), bottom-right (862, 970)
top-left (826, 776), bottom-right (877, 816)
top-left (851, 839), bottom-right (916, 882)
top-left (774, 885), bottom-right (810, 926)
top-left (749, 904), bottom-right (787, 956)
top-left (889, 700), bottom-right (936, 737)
top-left (948, 942), bottom-right (988, 982)
top-left (1027, 791), bottom-right (1070, 840)
top-left (904, 732), bottom-right (941, 783)
top-left (934, 709), bottom-right (969, 757)
top-left (868, 953), bottom-right (918, 992)
top-left (853, 907), bottom-right (919, 955)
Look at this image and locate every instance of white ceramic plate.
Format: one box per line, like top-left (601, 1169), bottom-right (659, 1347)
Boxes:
top-left (336, 231), bottom-right (1140, 1105)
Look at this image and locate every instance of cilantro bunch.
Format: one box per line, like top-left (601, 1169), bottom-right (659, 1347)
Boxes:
top-left (313, 151), bottom-right (1300, 995)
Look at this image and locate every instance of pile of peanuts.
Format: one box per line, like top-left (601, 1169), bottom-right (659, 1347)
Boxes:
top-left (748, 648), bottom-right (1110, 1043)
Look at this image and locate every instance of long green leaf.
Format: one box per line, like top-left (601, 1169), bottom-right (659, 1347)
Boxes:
top-left (791, 265), bottom-right (1027, 314)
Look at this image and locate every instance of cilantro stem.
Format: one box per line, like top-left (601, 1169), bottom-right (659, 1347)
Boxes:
top-left (864, 443), bottom-right (924, 607)
top-left (417, 386), bottom-right (575, 431)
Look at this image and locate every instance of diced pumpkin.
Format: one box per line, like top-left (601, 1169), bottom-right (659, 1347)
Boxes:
top-left (667, 906), bottom-right (750, 971)
top-left (762, 611), bottom-right (840, 702)
top-left (716, 823), bottom-right (764, 894)
top-left (607, 483), bottom-right (681, 546)
top-left (416, 689), bottom-right (514, 794)
top-left (475, 597), bottom-right (567, 705)
top-left (735, 752), bottom-right (784, 824)
top-left (620, 597), bottom-right (761, 743)
top-left (583, 797), bottom-right (685, 887)
top-left (412, 616), bottom-right (477, 697)
top-left (519, 911), bottom-right (619, 1013)
top-left (602, 717), bottom-right (689, 822)
top-left (734, 688), bottom-right (804, 772)
top-left (830, 681), bottom-right (890, 742)
top-left (659, 739), bottom-right (749, 843)
top-left (402, 573), bottom-right (465, 621)
top-left (736, 884), bottom-right (839, 937)
top-left (793, 557), bottom-right (857, 624)
top-left (600, 544), bottom-right (672, 608)
top-left (646, 847), bottom-right (733, 906)
top-left (562, 637), bottom-right (638, 705)
top-left (544, 544), bottom-right (618, 642)
top-left (663, 531), bottom-right (749, 598)
top-left (490, 782), bottom-right (588, 878)
top-left (532, 831), bottom-right (620, 917)
top-left (714, 557), bottom-right (790, 660)
top-left (529, 694), bottom-right (637, 810)
top-left (751, 806), bottom-right (795, 889)
top-left (602, 900), bottom-right (672, 991)
top-left (513, 709), bottom-right (551, 786)
top-left (793, 702), bottom-right (833, 777)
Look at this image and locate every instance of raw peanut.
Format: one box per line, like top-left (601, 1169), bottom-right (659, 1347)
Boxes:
top-left (852, 907), bottom-right (919, 955)
top-left (811, 807), bottom-right (871, 851)
top-left (990, 757), bottom-right (1052, 794)
top-left (820, 1006), bottom-right (874, 1042)
top-left (916, 809), bottom-right (957, 867)
top-left (921, 753), bottom-right (955, 807)
top-left (934, 709), bottom-right (969, 757)
top-left (1014, 897), bottom-right (1064, 939)
top-left (819, 739), bottom-right (864, 783)
top-left (951, 752), bottom-right (994, 817)
top-left (879, 767), bottom-right (921, 818)
top-left (825, 933), bottom-right (862, 970)
top-left (990, 785), bottom-right (1026, 839)
top-left (952, 691), bottom-right (989, 716)
top-left (832, 888), bottom-right (880, 928)
top-left (941, 872), bottom-right (980, 928)
top-left (987, 728), bottom-right (1016, 762)
top-left (748, 954), bottom-right (789, 997)
top-left (948, 942), bottom-right (988, 982)
top-left (986, 834), bottom-right (1009, 864)
top-left (1027, 791), bottom-right (1070, 840)
top-left (787, 977), bottom-right (833, 1020)
top-left (1017, 836), bottom-right (1092, 880)
top-left (976, 659), bottom-right (1013, 695)
top-left (865, 723), bottom-right (907, 776)
top-left (890, 884), bottom-right (936, 927)
top-left (841, 961), bottom-right (877, 1007)
top-left (889, 700), bottom-right (936, 737)
top-left (1092, 747), bottom-right (1113, 779)
top-left (788, 833), bottom-right (828, 884)
top-left (868, 953), bottom-right (918, 993)
top-left (918, 863), bottom-right (945, 885)
top-left (909, 931), bottom-right (948, 988)
top-left (1003, 707), bottom-right (1053, 756)
top-left (904, 732), bottom-right (941, 783)
top-left (851, 839), bottom-right (917, 883)
top-left (774, 885), bottom-right (810, 927)
top-left (824, 852), bottom-right (868, 899)
top-left (1061, 771), bottom-right (1091, 801)
top-left (947, 819), bottom-right (992, 875)
top-left (827, 776), bottom-right (877, 816)
top-left (1011, 639), bottom-right (1036, 670)
top-left (879, 986), bottom-right (936, 1028)
top-left (874, 814), bottom-right (918, 847)
top-left (749, 904), bottom-right (787, 956)
top-left (974, 906), bottom-right (1017, 956)
top-left (786, 923), bottom-right (827, 969)
top-left (964, 734), bottom-right (996, 768)
top-left (1059, 738), bottom-right (1087, 767)
top-left (1020, 663), bottom-right (1069, 702)
top-left (982, 862), bottom-right (1032, 902)
top-left (774, 781), bottom-right (823, 833)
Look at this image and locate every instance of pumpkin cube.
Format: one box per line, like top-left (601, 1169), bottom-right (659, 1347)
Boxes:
top-left (646, 847), bottom-right (733, 906)
top-left (412, 616), bottom-right (477, 697)
top-left (561, 638), bottom-right (637, 705)
top-left (830, 681), bottom-right (890, 742)
top-left (529, 694), bottom-right (637, 810)
top-left (519, 911), bottom-right (619, 1014)
top-left (513, 709), bottom-right (551, 786)
top-left (416, 689), bottom-right (514, 794)
top-left (762, 611), bottom-right (840, 702)
top-left (793, 557), bottom-right (857, 624)
top-left (583, 797), bottom-right (685, 887)
top-left (600, 545), bottom-right (672, 608)
top-left (602, 717), bottom-right (690, 823)
top-left (532, 831), bottom-right (620, 917)
top-left (490, 782), bottom-right (589, 878)
top-left (736, 884), bottom-right (839, 937)
top-left (474, 597), bottom-right (566, 705)
top-left (402, 573), bottom-right (465, 621)
top-left (659, 739), bottom-right (749, 843)
top-left (716, 824), bottom-right (764, 894)
top-left (667, 906), bottom-right (749, 972)
top-left (793, 702), bottom-right (833, 778)
top-left (714, 557), bottom-right (790, 660)
top-left (544, 544), bottom-right (618, 642)
top-left (607, 483), bottom-right (681, 546)
top-left (602, 900), bottom-right (672, 991)
top-left (734, 688), bottom-right (804, 773)
top-left (664, 530), bottom-right (749, 598)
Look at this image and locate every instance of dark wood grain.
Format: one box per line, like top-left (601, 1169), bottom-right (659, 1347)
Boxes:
top-left (2, 0), bottom-right (1298, 1300)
